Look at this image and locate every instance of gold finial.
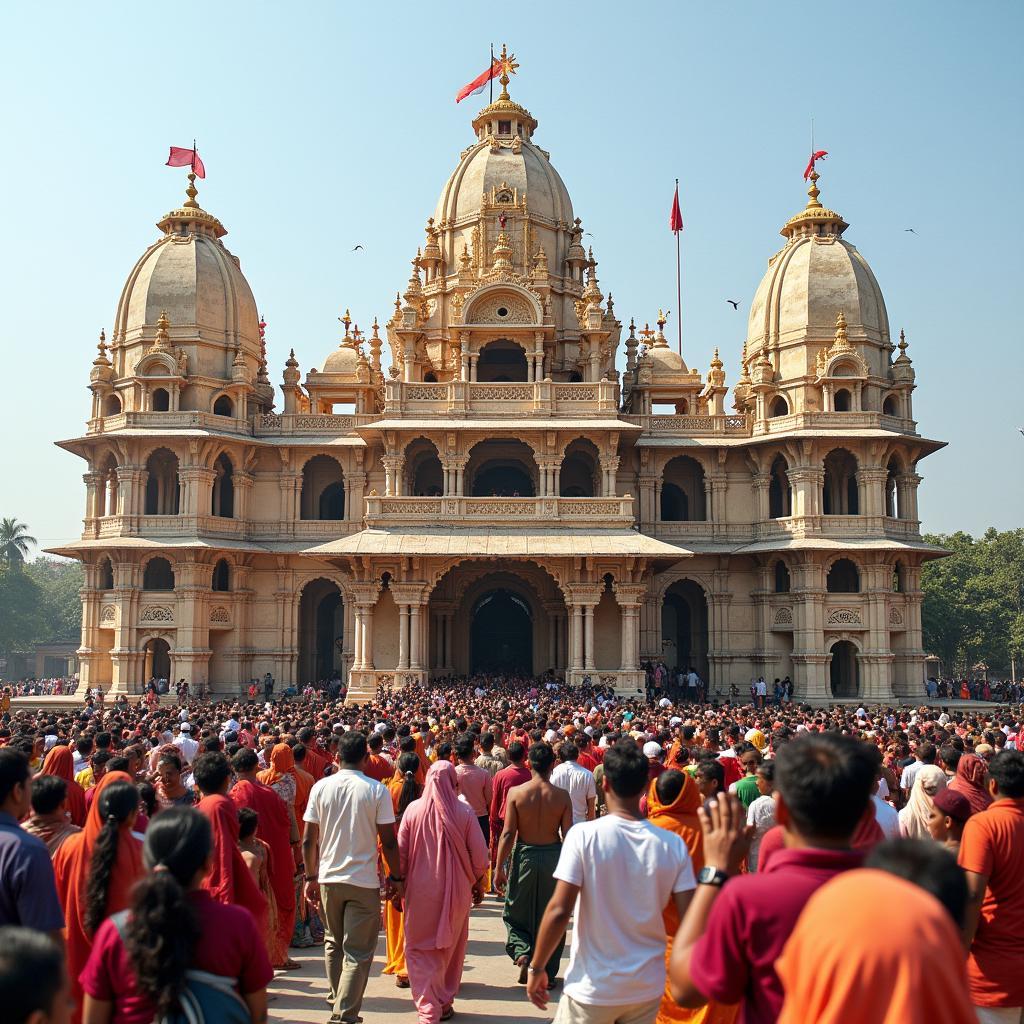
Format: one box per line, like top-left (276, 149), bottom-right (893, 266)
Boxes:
top-left (806, 170), bottom-right (822, 209)
top-left (184, 172), bottom-right (200, 209)
top-left (657, 309), bottom-right (668, 331)
top-left (97, 329), bottom-right (107, 354)
top-left (497, 43), bottom-right (519, 100)
top-left (371, 316), bottom-right (380, 338)
top-left (339, 308), bottom-right (352, 337)
top-left (394, 292), bottom-right (402, 312)
top-left (639, 322), bottom-right (655, 342)
top-left (711, 347), bottom-right (723, 368)
top-left (352, 324), bottom-right (362, 343)
top-left (628, 317), bottom-right (636, 335)
top-left (898, 328), bottom-right (907, 352)
top-left (154, 310), bottom-right (171, 348)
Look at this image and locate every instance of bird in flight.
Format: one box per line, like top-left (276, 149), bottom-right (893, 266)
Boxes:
top-left (904, 229), bottom-right (917, 234)
top-left (726, 299), bottom-right (740, 309)
top-left (352, 245), bottom-right (364, 251)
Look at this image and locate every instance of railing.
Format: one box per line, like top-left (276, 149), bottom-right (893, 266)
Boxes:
top-left (85, 411), bottom-right (379, 437)
top-left (622, 414), bottom-right (750, 436)
top-left (382, 380), bottom-right (621, 417)
top-left (364, 494), bottom-right (634, 525)
top-left (253, 413), bottom-right (378, 434)
top-left (753, 411), bottom-right (918, 435)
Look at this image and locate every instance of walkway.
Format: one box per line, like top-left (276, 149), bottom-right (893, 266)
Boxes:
top-left (268, 897), bottom-right (567, 1022)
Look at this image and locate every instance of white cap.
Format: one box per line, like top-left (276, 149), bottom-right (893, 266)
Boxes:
top-left (180, 722), bottom-right (191, 732)
top-left (643, 741), bottom-right (663, 758)
top-left (669, 716), bottom-right (683, 726)
top-left (544, 729), bottom-right (559, 743)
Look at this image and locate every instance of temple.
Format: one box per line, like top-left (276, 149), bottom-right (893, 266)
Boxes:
top-left (52, 48), bottom-right (945, 702)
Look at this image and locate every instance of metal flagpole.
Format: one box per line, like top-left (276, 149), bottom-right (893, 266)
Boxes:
top-left (675, 178), bottom-right (682, 356)
top-left (490, 43), bottom-right (494, 103)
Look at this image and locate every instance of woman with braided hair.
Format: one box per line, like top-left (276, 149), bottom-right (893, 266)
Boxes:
top-left (52, 774), bottom-right (143, 1023)
top-left (80, 805), bottom-right (272, 1024)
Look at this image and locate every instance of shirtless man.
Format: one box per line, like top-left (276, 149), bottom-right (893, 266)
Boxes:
top-left (494, 741), bottom-right (573, 985)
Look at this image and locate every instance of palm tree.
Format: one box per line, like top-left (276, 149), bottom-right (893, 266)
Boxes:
top-left (0, 518), bottom-right (36, 569)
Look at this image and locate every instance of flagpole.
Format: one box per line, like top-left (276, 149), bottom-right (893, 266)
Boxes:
top-left (490, 43), bottom-right (494, 104)
top-left (675, 178), bottom-right (682, 356)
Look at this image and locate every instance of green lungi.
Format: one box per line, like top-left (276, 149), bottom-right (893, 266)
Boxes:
top-left (503, 840), bottom-right (564, 981)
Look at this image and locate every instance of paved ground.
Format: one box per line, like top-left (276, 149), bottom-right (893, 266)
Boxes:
top-left (268, 897), bottom-right (566, 1023)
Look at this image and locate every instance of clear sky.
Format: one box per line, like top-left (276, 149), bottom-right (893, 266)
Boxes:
top-left (2, 0), bottom-right (1021, 553)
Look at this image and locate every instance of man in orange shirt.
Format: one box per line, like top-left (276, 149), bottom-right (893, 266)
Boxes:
top-left (959, 749), bottom-right (1024, 1023)
top-left (364, 732), bottom-right (395, 784)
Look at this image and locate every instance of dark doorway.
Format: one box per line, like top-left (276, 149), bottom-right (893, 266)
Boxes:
top-left (472, 463), bottom-right (534, 497)
top-left (144, 638), bottom-right (171, 680)
top-left (298, 580), bottom-right (344, 684)
top-left (660, 580), bottom-right (709, 680)
top-left (830, 640), bottom-right (859, 697)
top-left (470, 590), bottom-right (532, 673)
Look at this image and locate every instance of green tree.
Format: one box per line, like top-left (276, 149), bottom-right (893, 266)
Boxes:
top-left (0, 568), bottom-right (42, 654)
top-left (24, 558), bottom-right (84, 641)
top-left (0, 518), bottom-right (36, 569)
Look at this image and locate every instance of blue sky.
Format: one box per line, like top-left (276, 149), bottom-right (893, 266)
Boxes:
top-left (2, 0), bottom-right (1021, 552)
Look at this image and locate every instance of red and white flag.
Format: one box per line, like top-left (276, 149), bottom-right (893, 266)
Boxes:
top-left (456, 59), bottom-right (502, 103)
top-left (803, 149), bottom-right (827, 180)
top-left (166, 145), bottom-right (206, 179)
top-left (670, 182), bottom-right (684, 233)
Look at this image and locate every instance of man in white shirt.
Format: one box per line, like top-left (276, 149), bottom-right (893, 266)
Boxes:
top-left (527, 738), bottom-right (696, 1023)
top-left (551, 742), bottom-right (597, 825)
top-left (173, 722), bottom-right (198, 766)
top-left (303, 731), bottom-right (402, 1024)
top-left (900, 741), bottom-right (937, 800)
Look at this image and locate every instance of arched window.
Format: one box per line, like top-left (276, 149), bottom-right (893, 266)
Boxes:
top-left (561, 440), bottom-right (600, 497)
top-left (826, 558), bottom-right (860, 593)
top-left (213, 395), bottom-right (234, 417)
top-left (97, 455), bottom-right (119, 518)
top-left (212, 558), bottom-right (231, 592)
top-left (834, 388), bottom-right (852, 413)
top-left (774, 560), bottom-right (791, 593)
top-left (98, 557), bottom-right (114, 590)
top-left (404, 439), bottom-right (444, 496)
top-left (822, 448), bottom-right (859, 515)
top-left (152, 388), bottom-right (170, 412)
top-left (423, 372), bottom-right (438, 383)
top-left (102, 393), bottom-right (122, 417)
top-left (768, 455), bottom-right (792, 519)
top-left (885, 456), bottom-right (901, 518)
top-left (144, 449), bottom-right (180, 515)
top-left (212, 454), bottom-right (234, 518)
top-left (660, 456), bottom-right (707, 522)
top-left (892, 560), bottom-right (906, 593)
top-left (769, 395), bottom-right (789, 418)
top-left (467, 439), bottom-right (537, 497)
top-left (882, 394), bottom-right (899, 416)
top-left (143, 557), bottom-right (174, 591)
top-left (301, 456), bottom-right (345, 520)
top-left (477, 339), bottom-right (528, 382)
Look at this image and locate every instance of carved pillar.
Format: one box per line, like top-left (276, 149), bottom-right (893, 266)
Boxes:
top-left (397, 604), bottom-right (410, 669)
top-left (84, 472), bottom-right (101, 522)
top-left (583, 605), bottom-right (596, 670)
top-left (570, 604), bottom-right (583, 671)
top-left (752, 473), bottom-right (769, 523)
top-left (410, 602), bottom-right (423, 670)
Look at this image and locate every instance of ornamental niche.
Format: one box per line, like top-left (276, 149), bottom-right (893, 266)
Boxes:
top-left (140, 605), bottom-right (174, 623)
top-left (468, 295), bottom-right (536, 325)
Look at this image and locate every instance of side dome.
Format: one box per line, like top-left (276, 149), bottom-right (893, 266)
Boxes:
top-left (111, 179), bottom-right (261, 377)
top-left (746, 174), bottom-right (890, 358)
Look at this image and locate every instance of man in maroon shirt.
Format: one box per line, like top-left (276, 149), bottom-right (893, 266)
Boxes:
top-left (669, 732), bottom-right (876, 1024)
top-left (489, 741), bottom-right (531, 879)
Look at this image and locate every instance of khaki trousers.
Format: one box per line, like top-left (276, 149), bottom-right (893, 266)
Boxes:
top-left (552, 993), bottom-right (662, 1024)
top-left (320, 881), bottom-right (381, 1023)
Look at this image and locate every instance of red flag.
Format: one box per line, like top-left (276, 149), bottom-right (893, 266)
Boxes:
top-left (803, 149), bottom-right (828, 180)
top-left (670, 183), bottom-right (684, 233)
top-left (166, 146), bottom-right (206, 179)
top-left (456, 59), bottom-right (502, 103)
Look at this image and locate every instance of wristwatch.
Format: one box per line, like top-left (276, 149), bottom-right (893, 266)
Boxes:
top-left (697, 866), bottom-right (729, 887)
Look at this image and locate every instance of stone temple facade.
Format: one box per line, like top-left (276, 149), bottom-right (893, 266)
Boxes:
top-left (53, 68), bottom-right (945, 703)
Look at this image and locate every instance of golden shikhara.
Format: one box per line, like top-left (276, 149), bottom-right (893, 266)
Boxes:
top-left (53, 50), bottom-right (944, 702)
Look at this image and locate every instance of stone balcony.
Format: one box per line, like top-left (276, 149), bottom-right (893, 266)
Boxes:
top-left (85, 411), bottom-right (379, 437)
top-left (363, 494), bottom-right (635, 527)
top-left (622, 413), bottom-right (751, 436)
top-left (382, 379), bottom-right (620, 418)
top-left (751, 411), bottom-right (918, 436)
top-left (753, 515), bottom-right (921, 541)
top-left (252, 413), bottom-right (379, 435)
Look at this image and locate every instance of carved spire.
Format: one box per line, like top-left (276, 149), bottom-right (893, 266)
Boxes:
top-left (369, 317), bottom-right (383, 372)
top-left (830, 310), bottom-right (853, 354)
top-left (152, 311), bottom-right (171, 350)
top-left (491, 231), bottom-right (514, 272)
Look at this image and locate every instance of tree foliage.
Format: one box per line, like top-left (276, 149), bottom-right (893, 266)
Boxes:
top-left (922, 528), bottom-right (1024, 674)
top-left (0, 557), bottom-right (83, 654)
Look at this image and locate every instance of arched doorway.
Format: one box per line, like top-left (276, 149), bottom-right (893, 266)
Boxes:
top-left (143, 638), bottom-right (171, 681)
top-left (470, 589), bottom-right (533, 674)
top-left (298, 580), bottom-right (344, 684)
top-left (477, 339), bottom-right (528, 382)
top-left (830, 640), bottom-right (859, 698)
top-left (661, 580), bottom-right (709, 682)
top-left (467, 439), bottom-right (537, 497)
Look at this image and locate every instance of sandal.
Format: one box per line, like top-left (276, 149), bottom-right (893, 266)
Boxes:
top-left (440, 1007), bottom-right (454, 1021)
top-left (395, 975), bottom-right (410, 989)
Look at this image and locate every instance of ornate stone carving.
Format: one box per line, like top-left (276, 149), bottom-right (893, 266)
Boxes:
top-left (554, 385), bottom-right (597, 401)
top-left (470, 384), bottom-right (532, 401)
top-left (469, 295), bottom-right (535, 325)
top-left (826, 607), bottom-right (862, 625)
top-left (100, 604), bottom-right (116, 624)
top-left (774, 606), bottom-right (794, 625)
top-left (888, 606), bottom-right (904, 626)
top-left (210, 606), bottom-right (230, 623)
top-left (140, 605), bottom-right (174, 623)
top-left (404, 384), bottom-right (447, 401)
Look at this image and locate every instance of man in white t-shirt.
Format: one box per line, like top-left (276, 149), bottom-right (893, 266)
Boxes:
top-left (303, 731), bottom-right (402, 1024)
top-left (550, 741), bottom-right (597, 825)
top-left (526, 738), bottom-right (696, 1023)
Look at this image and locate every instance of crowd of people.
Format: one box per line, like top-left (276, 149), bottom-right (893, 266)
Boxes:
top-left (0, 674), bottom-right (1023, 1024)
top-left (1, 677), bottom-right (79, 698)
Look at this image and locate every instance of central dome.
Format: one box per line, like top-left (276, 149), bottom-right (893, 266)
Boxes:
top-left (434, 92), bottom-right (573, 230)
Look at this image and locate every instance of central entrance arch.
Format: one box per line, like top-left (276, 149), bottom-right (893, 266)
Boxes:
top-left (829, 640), bottom-right (859, 697)
top-left (661, 580), bottom-right (709, 682)
top-left (143, 637), bottom-right (171, 681)
top-left (470, 589), bottom-right (533, 674)
top-left (298, 579), bottom-right (344, 684)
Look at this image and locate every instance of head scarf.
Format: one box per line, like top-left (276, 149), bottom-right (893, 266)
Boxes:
top-left (949, 753), bottom-right (992, 815)
top-left (745, 728), bottom-right (767, 752)
top-left (197, 793), bottom-right (269, 933)
top-left (41, 745), bottom-right (87, 827)
top-left (398, 760), bottom-right (486, 950)
top-left (776, 870), bottom-right (976, 1024)
top-left (257, 742), bottom-right (295, 787)
top-left (898, 765), bottom-right (947, 839)
top-left (51, 771), bottom-right (143, 1020)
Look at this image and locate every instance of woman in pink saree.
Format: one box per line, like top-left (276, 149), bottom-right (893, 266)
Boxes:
top-left (398, 759), bottom-right (489, 1022)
